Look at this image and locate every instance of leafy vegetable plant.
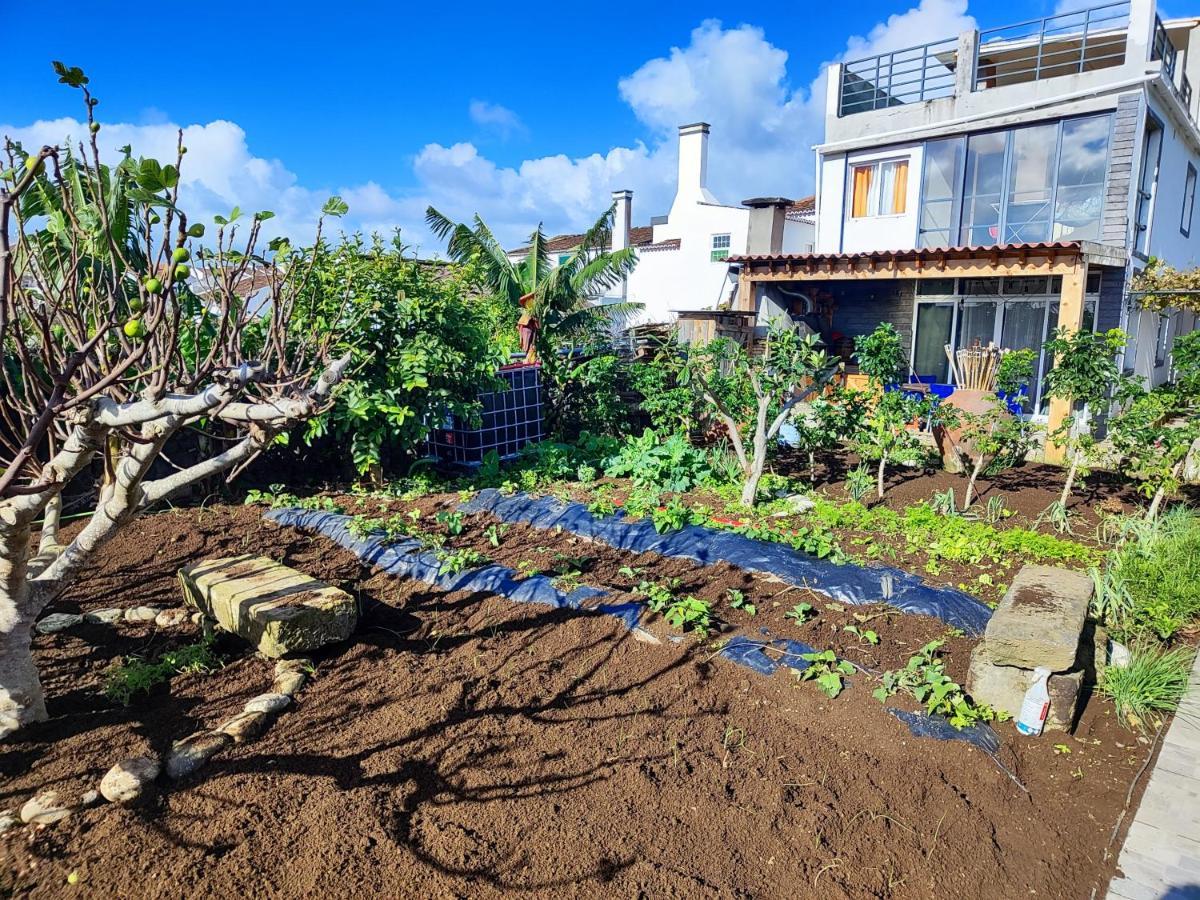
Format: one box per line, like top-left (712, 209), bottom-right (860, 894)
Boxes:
top-left (792, 650), bottom-right (855, 698)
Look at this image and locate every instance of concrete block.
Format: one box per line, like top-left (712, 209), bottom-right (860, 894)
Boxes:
top-left (980, 564), bottom-right (1092, 670)
top-left (967, 648), bottom-right (1082, 731)
top-left (179, 555), bottom-right (356, 658)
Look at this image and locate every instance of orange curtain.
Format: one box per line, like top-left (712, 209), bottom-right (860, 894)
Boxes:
top-left (851, 165), bottom-right (873, 218)
top-left (891, 161), bottom-right (909, 214)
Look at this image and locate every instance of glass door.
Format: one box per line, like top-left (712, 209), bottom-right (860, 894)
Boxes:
top-left (957, 300), bottom-right (999, 350)
top-left (1000, 300), bottom-right (1048, 411)
top-left (914, 303), bottom-right (955, 382)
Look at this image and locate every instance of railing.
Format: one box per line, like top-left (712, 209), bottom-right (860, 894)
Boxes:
top-left (838, 38), bottom-right (958, 116)
top-left (1153, 15), bottom-right (1195, 117)
top-left (974, 2), bottom-right (1130, 90)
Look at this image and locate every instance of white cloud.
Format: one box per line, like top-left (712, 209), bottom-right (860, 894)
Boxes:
top-left (468, 100), bottom-right (525, 139)
top-left (2, 1), bottom-right (977, 251)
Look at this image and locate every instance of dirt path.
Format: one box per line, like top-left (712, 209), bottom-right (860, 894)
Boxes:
top-left (0, 505), bottom-right (1157, 898)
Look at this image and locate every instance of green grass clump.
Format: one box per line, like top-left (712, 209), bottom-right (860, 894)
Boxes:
top-left (104, 639), bottom-right (222, 706)
top-left (1100, 644), bottom-right (1193, 730)
top-left (1101, 508), bottom-right (1200, 640)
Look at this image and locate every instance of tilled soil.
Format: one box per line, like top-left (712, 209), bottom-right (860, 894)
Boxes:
top-left (0, 504), bottom-right (1158, 899)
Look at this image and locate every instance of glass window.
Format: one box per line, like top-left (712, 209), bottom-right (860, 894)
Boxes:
top-left (917, 278), bottom-right (956, 295)
top-left (958, 301), bottom-right (998, 348)
top-left (1182, 164), bottom-right (1196, 237)
top-left (1005, 123), bottom-right (1057, 243)
top-left (1155, 315), bottom-right (1171, 366)
top-left (1054, 116), bottom-right (1112, 241)
top-left (711, 234), bottom-right (731, 262)
top-left (961, 131), bottom-right (1007, 245)
top-left (919, 138), bottom-right (964, 248)
top-left (1003, 276), bottom-right (1050, 295)
top-left (851, 159), bottom-right (909, 217)
top-left (914, 303), bottom-right (955, 381)
top-left (961, 278), bottom-right (1000, 295)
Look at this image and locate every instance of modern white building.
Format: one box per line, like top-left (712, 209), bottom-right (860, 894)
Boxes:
top-left (509, 123), bottom-right (814, 325)
top-left (729, 0), bottom-right (1200, 457)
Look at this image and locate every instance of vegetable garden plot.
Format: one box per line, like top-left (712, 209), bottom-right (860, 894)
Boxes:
top-left (459, 489), bottom-right (994, 635)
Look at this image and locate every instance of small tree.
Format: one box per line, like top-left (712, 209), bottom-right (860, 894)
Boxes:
top-left (1042, 327), bottom-right (1127, 514)
top-left (853, 323), bottom-right (906, 387)
top-left (953, 400), bottom-right (1032, 510)
top-left (0, 66), bottom-right (350, 735)
top-left (853, 390), bottom-right (928, 499)
top-left (681, 328), bottom-right (840, 505)
top-left (788, 386), bottom-right (869, 483)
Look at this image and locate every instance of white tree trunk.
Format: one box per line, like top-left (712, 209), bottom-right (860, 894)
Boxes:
top-left (0, 522), bottom-right (44, 737)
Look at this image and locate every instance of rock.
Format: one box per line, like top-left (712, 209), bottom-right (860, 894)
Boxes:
top-left (35, 613), bottom-right (83, 635)
top-left (272, 671), bottom-right (306, 697)
top-left (1110, 641), bottom-right (1131, 669)
top-left (154, 608), bottom-right (190, 629)
top-left (0, 810), bottom-right (17, 834)
top-left (967, 649), bottom-right (1082, 731)
top-left (19, 791), bottom-right (72, 825)
top-left (274, 658), bottom-right (313, 676)
top-left (218, 710), bottom-right (271, 743)
top-left (244, 692), bottom-right (291, 715)
top-left (781, 494), bottom-right (816, 514)
top-left (80, 790), bottom-right (100, 807)
top-left (100, 756), bottom-right (160, 804)
top-left (124, 606), bottom-right (161, 623)
top-left (179, 555), bottom-right (357, 658)
top-left (84, 608), bottom-right (124, 625)
top-left (978, 564), bottom-right (1092, 671)
top-left (166, 731), bottom-right (231, 780)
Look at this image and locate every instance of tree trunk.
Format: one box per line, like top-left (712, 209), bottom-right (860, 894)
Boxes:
top-left (1059, 449), bottom-right (1081, 509)
top-left (964, 455), bottom-right (986, 511)
top-left (0, 521), bottom-right (45, 738)
top-left (1147, 484), bottom-right (1167, 521)
top-left (877, 455), bottom-right (887, 500)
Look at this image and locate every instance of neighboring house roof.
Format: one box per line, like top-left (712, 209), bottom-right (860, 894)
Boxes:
top-left (511, 224), bottom-right (663, 256)
top-left (728, 240), bottom-right (1094, 267)
top-left (787, 195), bottom-right (816, 222)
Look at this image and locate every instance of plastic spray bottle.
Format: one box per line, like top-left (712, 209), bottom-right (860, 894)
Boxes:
top-left (1016, 667), bottom-right (1051, 736)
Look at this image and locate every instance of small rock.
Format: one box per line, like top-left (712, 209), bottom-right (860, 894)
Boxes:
top-left (274, 658), bottom-right (313, 677)
top-left (35, 613), bottom-right (83, 635)
top-left (124, 606), bottom-right (161, 623)
top-left (100, 756), bottom-right (160, 804)
top-left (244, 692), bottom-right (291, 715)
top-left (154, 608), bottom-right (190, 629)
top-left (218, 710), bottom-right (271, 743)
top-left (632, 627), bottom-right (662, 645)
top-left (19, 791), bottom-right (72, 825)
top-left (84, 608), bottom-right (124, 625)
top-left (80, 790), bottom-right (100, 807)
top-left (1109, 641), bottom-right (1131, 669)
top-left (272, 671), bottom-right (306, 697)
top-left (166, 732), bottom-right (231, 780)
top-left (777, 494), bottom-right (816, 516)
top-left (0, 810), bottom-right (17, 834)
top-left (190, 612), bottom-right (204, 625)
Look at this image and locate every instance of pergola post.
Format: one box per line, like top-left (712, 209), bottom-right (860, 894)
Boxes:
top-left (737, 274), bottom-right (757, 312)
top-left (1044, 262), bottom-right (1088, 464)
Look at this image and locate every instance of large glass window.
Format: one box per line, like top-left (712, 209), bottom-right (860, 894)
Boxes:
top-left (914, 303), bottom-right (955, 381)
top-left (918, 139), bottom-right (963, 247)
top-left (1054, 116), bottom-right (1112, 241)
top-left (918, 114), bottom-right (1113, 248)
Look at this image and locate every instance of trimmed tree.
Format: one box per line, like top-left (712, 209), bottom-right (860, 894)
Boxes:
top-left (0, 66), bottom-right (350, 736)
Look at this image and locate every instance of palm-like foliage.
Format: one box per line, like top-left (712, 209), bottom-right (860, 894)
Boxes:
top-left (425, 203), bottom-right (640, 355)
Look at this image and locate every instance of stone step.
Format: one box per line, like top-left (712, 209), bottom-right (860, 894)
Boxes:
top-left (978, 564), bottom-right (1092, 671)
top-left (179, 555), bottom-right (356, 658)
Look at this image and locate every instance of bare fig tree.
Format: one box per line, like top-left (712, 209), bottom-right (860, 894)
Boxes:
top-left (0, 64), bottom-right (351, 737)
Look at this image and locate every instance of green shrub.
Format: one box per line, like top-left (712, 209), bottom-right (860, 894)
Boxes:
top-left (1100, 644), bottom-right (1193, 730)
top-left (603, 428), bottom-right (714, 492)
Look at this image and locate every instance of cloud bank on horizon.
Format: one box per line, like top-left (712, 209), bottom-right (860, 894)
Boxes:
top-left (1, 0), bottom-right (972, 253)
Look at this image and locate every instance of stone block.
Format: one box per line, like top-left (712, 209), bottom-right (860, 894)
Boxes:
top-left (967, 648), bottom-right (1083, 732)
top-left (179, 555), bottom-right (356, 659)
top-left (980, 564), bottom-right (1092, 670)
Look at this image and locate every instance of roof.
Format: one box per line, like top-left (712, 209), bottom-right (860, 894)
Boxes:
top-left (787, 195), bottom-right (815, 222)
top-left (728, 240), bottom-right (1087, 266)
top-left (510, 223), bottom-right (674, 255)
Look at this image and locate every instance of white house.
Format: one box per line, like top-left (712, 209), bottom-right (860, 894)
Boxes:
top-left (729, 0), bottom-right (1200, 458)
top-left (508, 123), bottom-right (814, 325)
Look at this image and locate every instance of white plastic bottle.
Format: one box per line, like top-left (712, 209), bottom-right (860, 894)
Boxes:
top-left (1016, 667), bottom-right (1052, 736)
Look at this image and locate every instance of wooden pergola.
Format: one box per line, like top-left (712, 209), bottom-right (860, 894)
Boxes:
top-left (728, 240), bottom-right (1129, 464)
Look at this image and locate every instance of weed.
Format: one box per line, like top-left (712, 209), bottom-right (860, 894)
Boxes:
top-left (1099, 644), bottom-right (1193, 730)
top-left (931, 488), bottom-right (957, 517)
top-left (1053, 743), bottom-right (1072, 755)
top-left (727, 589), bottom-right (757, 616)
top-left (792, 650), bottom-right (855, 698)
top-left (104, 639), bottom-right (221, 705)
top-left (845, 465), bottom-right (874, 503)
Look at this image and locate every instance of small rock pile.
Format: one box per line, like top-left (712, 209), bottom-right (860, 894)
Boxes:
top-left (967, 564), bottom-right (1094, 731)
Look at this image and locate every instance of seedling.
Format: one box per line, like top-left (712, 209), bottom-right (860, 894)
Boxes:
top-left (483, 523), bottom-right (509, 548)
top-left (516, 559), bottom-right (541, 579)
top-left (437, 547), bottom-right (486, 575)
top-left (792, 650), bottom-right (855, 698)
top-left (1053, 743), bottom-right (1072, 755)
top-left (436, 510), bottom-right (465, 536)
top-left (873, 640), bottom-right (1004, 728)
top-left (727, 589), bottom-right (757, 616)
top-left (617, 565), bottom-right (642, 580)
top-left (785, 602), bottom-right (815, 624)
top-left (843, 625), bottom-right (879, 645)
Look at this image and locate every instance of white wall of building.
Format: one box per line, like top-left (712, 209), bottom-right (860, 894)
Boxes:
top-left (1145, 93), bottom-right (1200, 267)
top-left (782, 218), bottom-right (816, 254)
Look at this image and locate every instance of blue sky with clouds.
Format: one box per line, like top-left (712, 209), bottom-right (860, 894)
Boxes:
top-left (3, 0), bottom-right (1104, 250)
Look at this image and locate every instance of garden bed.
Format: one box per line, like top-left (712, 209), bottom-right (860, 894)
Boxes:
top-left (0, 502), bottom-right (1165, 899)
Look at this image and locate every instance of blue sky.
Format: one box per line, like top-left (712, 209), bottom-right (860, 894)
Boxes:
top-left (2, 0), bottom-right (1089, 248)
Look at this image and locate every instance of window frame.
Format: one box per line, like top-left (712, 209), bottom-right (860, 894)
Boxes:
top-left (1181, 162), bottom-right (1196, 238)
top-left (849, 157), bottom-right (911, 219)
top-left (710, 233), bottom-right (731, 262)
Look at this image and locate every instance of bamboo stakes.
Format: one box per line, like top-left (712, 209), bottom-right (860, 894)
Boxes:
top-left (945, 341), bottom-right (1005, 391)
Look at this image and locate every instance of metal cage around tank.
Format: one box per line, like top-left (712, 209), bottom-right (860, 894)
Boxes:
top-left (425, 362), bottom-right (543, 465)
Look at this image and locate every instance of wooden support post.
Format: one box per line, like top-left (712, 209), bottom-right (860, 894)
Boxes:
top-left (737, 274), bottom-right (757, 312)
top-left (1044, 262), bottom-right (1088, 465)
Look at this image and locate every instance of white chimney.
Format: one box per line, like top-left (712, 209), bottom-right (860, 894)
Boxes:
top-left (611, 189), bottom-right (632, 252)
top-left (675, 122), bottom-right (719, 209)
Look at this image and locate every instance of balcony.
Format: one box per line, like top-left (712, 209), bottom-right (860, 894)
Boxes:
top-left (836, 1), bottom-right (1197, 125)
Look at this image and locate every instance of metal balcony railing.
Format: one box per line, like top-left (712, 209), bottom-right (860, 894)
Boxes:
top-left (1152, 15), bottom-right (1195, 118)
top-left (838, 38), bottom-right (958, 116)
top-left (974, 2), bottom-right (1130, 90)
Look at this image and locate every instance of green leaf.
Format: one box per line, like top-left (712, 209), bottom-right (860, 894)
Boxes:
top-left (52, 61), bottom-right (89, 87)
top-left (255, 210), bottom-right (276, 221)
top-left (187, 223), bottom-right (206, 238)
top-left (322, 196), bottom-right (349, 217)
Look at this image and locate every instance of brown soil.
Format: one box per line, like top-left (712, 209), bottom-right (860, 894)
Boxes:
top-left (1, 504), bottom-right (1158, 899)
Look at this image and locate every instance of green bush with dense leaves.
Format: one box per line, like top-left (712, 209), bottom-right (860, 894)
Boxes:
top-left (603, 428), bottom-right (715, 492)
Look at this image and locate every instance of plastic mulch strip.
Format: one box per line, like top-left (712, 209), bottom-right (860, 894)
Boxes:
top-left (459, 490), bottom-right (993, 635)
